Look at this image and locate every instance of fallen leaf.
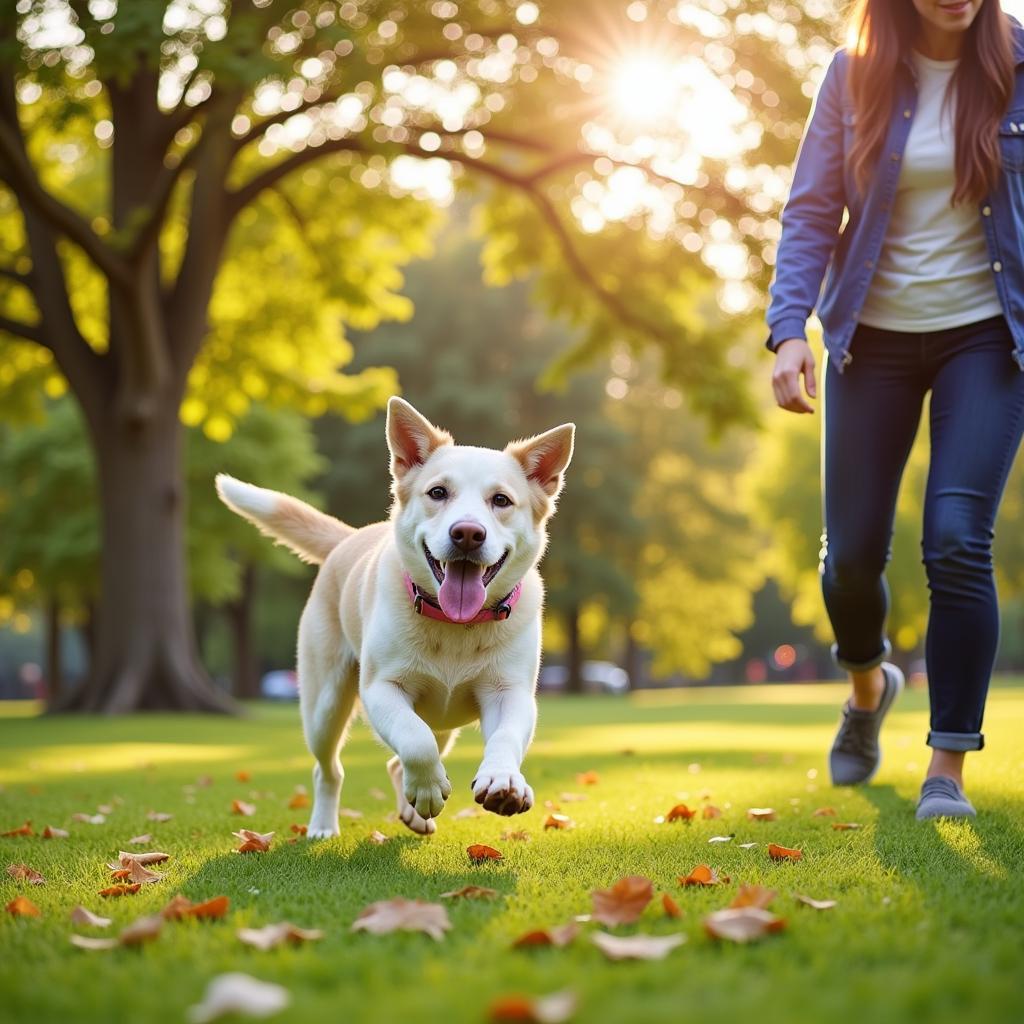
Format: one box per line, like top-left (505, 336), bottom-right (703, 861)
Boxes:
top-left (236, 922), bottom-right (324, 951)
top-left (747, 808), bottom-right (777, 821)
top-left (161, 894), bottom-right (231, 920)
top-left (467, 844), bottom-right (503, 862)
top-left (118, 850), bottom-right (171, 866)
top-left (287, 788), bottom-right (309, 810)
top-left (767, 843), bottom-right (803, 861)
top-left (708, 835), bottom-right (734, 844)
top-left (591, 931), bottom-right (686, 961)
top-left (454, 807), bottom-right (485, 820)
top-left (235, 771), bottom-right (251, 783)
top-left (197, 775), bottom-right (214, 788)
top-left (576, 771), bottom-right (600, 785)
top-left (591, 875), bottom-right (654, 926)
top-left (728, 883), bottom-right (778, 910)
top-left (6, 863), bottom-right (45, 885)
top-left (339, 808), bottom-right (363, 819)
top-left (2, 821), bottom-right (33, 837)
top-left (558, 793), bottom-right (587, 803)
top-left (125, 860), bottom-right (164, 884)
top-left (110, 869), bottom-right (132, 880)
top-left (704, 907), bottom-right (787, 943)
top-left (661, 893), bottom-right (683, 919)
top-left (41, 826), bottom-right (69, 839)
top-left (128, 834), bottom-right (152, 845)
top-left (664, 804), bottom-right (697, 823)
top-left (440, 885), bottom-right (499, 901)
top-left (488, 991), bottom-right (577, 1023)
top-left (738, 842), bottom-right (759, 850)
top-left (290, 824), bottom-right (308, 836)
top-left (367, 830), bottom-right (388, 844)
top-left (543, 814), bottom-right (574, 831)
top-left (832, 822), bottom-right (862, 831)
top-left (679, 864), bottom-right (728, 887)
top-left (795, 894), bottom-right (837, 910)
top-left (187, 972), bottom-right (289, 1024)
top-left (146, 811), bottom-right (173, 822)
top-left (97, 804), bottom-right (114, 815)
top-left (702, 805), bottom-right (723, 819)
top-left (72, 813), bottom-right (106, 825)
top-left (70, 906), bottom-right (112, 928)
top-left (812, 807), bottom-right (837, 817)
top-left (233, 829), bottom-right (274, 854)
top-left (119, 913), bottom-right (165, 946)
top-left (543, 800), bottom-right (561, 811)
top-left (369, 787), bottom-right (387, 801)
top-left (232, 800), bottom-right (256, 817)
top-left (5, 895), bottom-right (40, 916)
top-left (99, 884), bottom-right (142, 897)
top-left (69, 934), bottom-right (119, 950)
top-left (501, 830), bottom-right (531, 843)
top-left (351, 898), bottom-right (450, 941)
top-left (512, 922), bottom-right (580, 948)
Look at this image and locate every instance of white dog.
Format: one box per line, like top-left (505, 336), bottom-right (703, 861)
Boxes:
top-left (216, 397), bottom-right (574, 838)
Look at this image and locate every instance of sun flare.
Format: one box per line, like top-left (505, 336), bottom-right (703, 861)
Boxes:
top-left (608, 55), bottom-right (680, 124)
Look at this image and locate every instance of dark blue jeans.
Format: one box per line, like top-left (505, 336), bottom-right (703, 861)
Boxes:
top-left (821, 315), bottom-right (1024, 752)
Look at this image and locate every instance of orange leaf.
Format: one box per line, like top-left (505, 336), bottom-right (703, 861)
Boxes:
top-left (488, 991), bottom-right (577, 1023)
top-left (512, 922), bottom-right (580, 948)
top-left (767, 843), bottom-right (803, 861)
top-left (6, 863), bottom-right (45, 885)
top-left (832, 822), bottom-right (862, 831)
top-left (679, 864), bottom-right (728, 886)
top-left (661, 893), bottom-right (683, 919)
top-left (290, 824), bottom-right (308, 836)
top-left (812, 807), bottom-right (837, 817)
top-left (99, 884), bottom-right (142, 897)
top-left (729, 883), bottom-right (778, 910)
top-left (543, 814), bottom-right (574, 831)
top-left (702, 805), bottom-right (723, 819)
top-left (591, 875), bottom-right (654, 926)
top-left (2, 821), bottom-right (33, 837)
top-left (109, 869), bottom-right (132, 880)
top-left (747, 807), bottom-right (777, 821)
top-left (232, 800), bottom-right (256, 817)
top-left (187, 896), bottom-right (230, 920)
top-left (704, 907), bottom-right (787, 943)
top-left (467, 844), bottom-right (503, 862)
top-left (351, 898), bottom-right (450, 941)
top-left (41, 826), bottom-right (69, 839)
top-left (665, 804), bottom-right (697, 823)
top-left (235, 770), bottom-right (251, 782)
top-left (288, 791), bottom-right (310, 810)
top-left (5, 895), bottom-right (40, 916)
top-left (439, 885), bottom-right (499, 900)
top-left (576, 771), bottom-right (600, 785)
top-left (232, 829), bottom-right (274, 853)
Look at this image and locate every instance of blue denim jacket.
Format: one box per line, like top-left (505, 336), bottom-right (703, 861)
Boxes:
top-left (766, 25), bottom-right (1024, 371)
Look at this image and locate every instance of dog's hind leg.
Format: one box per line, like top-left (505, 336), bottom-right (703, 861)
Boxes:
top-left (387, 729), bottom-right (458, 836)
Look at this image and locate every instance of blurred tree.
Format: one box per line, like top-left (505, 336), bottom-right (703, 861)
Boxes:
top-left (0, 0), bottom-right (836, 709)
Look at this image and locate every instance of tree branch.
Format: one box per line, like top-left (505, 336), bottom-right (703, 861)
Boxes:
top-left (0, 312), bottom-right (43, 345)
top-left (0, 265), bottom-right (31, 286)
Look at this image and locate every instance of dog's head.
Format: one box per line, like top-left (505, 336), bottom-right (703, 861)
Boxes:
top-left (386, 397), bottom-right (575, 623)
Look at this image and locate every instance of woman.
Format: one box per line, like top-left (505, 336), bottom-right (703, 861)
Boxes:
top-left (766, 0), bottom-right (1024, 819)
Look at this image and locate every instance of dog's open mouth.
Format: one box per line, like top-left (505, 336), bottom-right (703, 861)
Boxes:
top-left (423, 545), bottom-right (508, 622)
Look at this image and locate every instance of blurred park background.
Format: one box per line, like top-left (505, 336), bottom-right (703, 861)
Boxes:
top-left (3, 0), bottom-right (1024, 713)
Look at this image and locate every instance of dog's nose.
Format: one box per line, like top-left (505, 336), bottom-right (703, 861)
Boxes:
top-left (449, 520), bottom-right (486, 553)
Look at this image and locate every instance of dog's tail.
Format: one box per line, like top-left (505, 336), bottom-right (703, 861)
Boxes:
top-left (215, 474), bottom-right (354, 565)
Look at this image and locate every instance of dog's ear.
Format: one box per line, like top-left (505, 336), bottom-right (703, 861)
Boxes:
top-left (386, 397), bottom-right (453, 480)
top-left (507, 423), bottom-right (575, 499)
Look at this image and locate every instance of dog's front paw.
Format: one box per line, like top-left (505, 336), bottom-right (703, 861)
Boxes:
top-left (306, 823), bottom-right (340, 840)
top-left (472, 768), bottom-right (534, 816)
top-left (402, 760), bottom-right (452, 821)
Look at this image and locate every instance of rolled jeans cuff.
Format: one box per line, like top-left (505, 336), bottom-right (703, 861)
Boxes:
top-left (831, 639), bottom-right (891, 673)
top-left (927, 730), bottom-right (984, 752)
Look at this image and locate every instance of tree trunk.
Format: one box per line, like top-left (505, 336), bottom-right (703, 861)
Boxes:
top-left (565, 604), bottom-right (585, 694)
top-left (622, 626), bottom-right (643, 691)
top-left (45, 596), bottom-right (60, 708)
top-left (228, 562), bottom-right (260, 701)
top-left (57, 404), bottom-right (235, 713)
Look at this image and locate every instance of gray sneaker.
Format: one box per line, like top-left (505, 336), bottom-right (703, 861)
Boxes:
top-left (916, 776), bottom-right (976, 820)
top-left (829, 662), bottom-right (904, 786)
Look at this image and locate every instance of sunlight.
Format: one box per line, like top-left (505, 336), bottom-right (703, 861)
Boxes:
top-left (609, 55), bottom-right (680, 125)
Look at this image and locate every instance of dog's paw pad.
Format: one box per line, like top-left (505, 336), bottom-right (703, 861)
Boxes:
top-left (399, 803), bottom-right (436, 835)
top-left (473, 771), bottom-right (533, 816)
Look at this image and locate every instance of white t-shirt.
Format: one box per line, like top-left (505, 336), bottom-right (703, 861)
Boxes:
top-left (858, 51), bottom-right (1002, 332)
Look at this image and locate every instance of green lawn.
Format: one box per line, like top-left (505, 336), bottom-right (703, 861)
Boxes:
top-left (1, 681), bottom-right (1022, 1024)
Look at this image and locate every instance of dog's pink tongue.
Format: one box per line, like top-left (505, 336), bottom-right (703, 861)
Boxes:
top-left (438, 561), bottom-right (487, 622)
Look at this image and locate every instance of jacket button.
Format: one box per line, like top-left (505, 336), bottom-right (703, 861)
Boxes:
top-left (993, 261), bottom-right (1003, 272)
top-left (982, 205), bottom-right (992, 216)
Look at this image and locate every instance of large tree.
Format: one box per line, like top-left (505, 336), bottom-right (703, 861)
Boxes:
top-left (0, 0), bottom-right (833, 710)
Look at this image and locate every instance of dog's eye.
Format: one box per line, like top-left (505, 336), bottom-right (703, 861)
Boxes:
top-left (427, 486), bottom-right (448, 501)
top-left (492, 493), bottom-right (513, 508)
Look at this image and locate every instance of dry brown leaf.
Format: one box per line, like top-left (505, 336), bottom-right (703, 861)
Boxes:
top-left (109, 868), bottom-right (132, 880)
top-left (118, 850), bottom-right (170, 866)
top-left (591, 931), bottom-right (686, 961)
top-left (233, 829), bottom-right (274, 854)
top-left (576, 771), bottom-right (600, 785)
top-left (127, 834), bottom-right (152, 845)
top-left (2, 821), bottom-right (34, 837)
top-left (812, 807), bottom-right (837, 817)
top-left (99, 883), bottom-right (142, 898)
top-left (290, 824), bottom-right (308, 836)
top-left (591, 875), bottom-right (654, 926)
top-left (119, 913), bottom-right (165, 946)
top-left (488, 991), bottom-right (577, 1023)
top-left (236, 922), bottom-right (324, 951)
top-left (661, 893), bottom-right (683, 919)
top-left (189, 896), bottom-right (231, 920)
top-left (543, 814), bottom-right (574, 831)
top-left (339, 808), bottom-right (363, 819)
top-left (832, 822), bottom-right (862, 831)
top-left (795, 894), bottom-right (837, 910)
top-left (702, 805), bottom-right (723, 819)
top-left (287, 788), bottom-right (309, 810)
top-left (187, 972), bottom-right (290, 1024)
top-left (501, 829), bottom-right (531, 843)
top-left (70, 906), bottom-right (112, 928)
top-left (512, 922), bottom-right (580, 949)
top-left (41, 826), bottom-right (69, 839)
top-left (72, 813), bottom-right (105, 825)
top-left (5, 895), bottom-right (40, 916)
top-left (747, 807), bottom-right (777, 821)
top-left (351, 898), bottom-right (451, 941)
top-left (704, 907), bottom-right (787, 943)
top-left (558, 793), bottom-right (587, 803)
top-left (367, 830), bottom-right (388, 845)
top-left (231, 800), bottom-right (256, 817)
top-left (678, 864), bottom-right (729, 887)
top-left (197, 775), bottom-right (214, 788)
top-left (440, 885), bottom-right (500, 900)
top-left (97, 804), bottom-right (114, 815)
top-left (467, 844), bottom-right (503, 862)
top-left (146, 811), bottom-right (173, 822)
top-left (69, 934), bottom-right (119, 950)
top-left (125, 860), bottom-right (164, 884)
top-left (767, 843), bottom-right (803, 861)
top-left (728, 883), bottom-right (778, 910)
top-left (6, 863), bottom-right (45, 885)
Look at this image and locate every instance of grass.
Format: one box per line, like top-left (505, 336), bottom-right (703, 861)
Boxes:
top-left (1, 680), bottom-right (1023, 1024)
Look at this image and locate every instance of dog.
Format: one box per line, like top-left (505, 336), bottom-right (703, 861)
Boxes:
top-left (216, 397), bottom-right (574, 838)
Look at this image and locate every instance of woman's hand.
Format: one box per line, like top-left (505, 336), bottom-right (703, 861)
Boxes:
top-left (772, 339), bottom-right (817, 414)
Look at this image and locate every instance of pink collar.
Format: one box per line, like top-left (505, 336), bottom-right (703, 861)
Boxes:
top-left (402, 572), bottom-right (523, 625)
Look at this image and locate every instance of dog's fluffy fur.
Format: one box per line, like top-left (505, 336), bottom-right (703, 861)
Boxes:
top-left (216, 397), bottom-right (574, 837)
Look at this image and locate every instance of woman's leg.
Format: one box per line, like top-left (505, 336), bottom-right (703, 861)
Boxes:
top-left (922, 318), bottom-right (1024, 790)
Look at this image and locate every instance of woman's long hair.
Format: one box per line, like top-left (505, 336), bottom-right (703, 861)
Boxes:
top-left (846, 0), bottom-right (1014, 204)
